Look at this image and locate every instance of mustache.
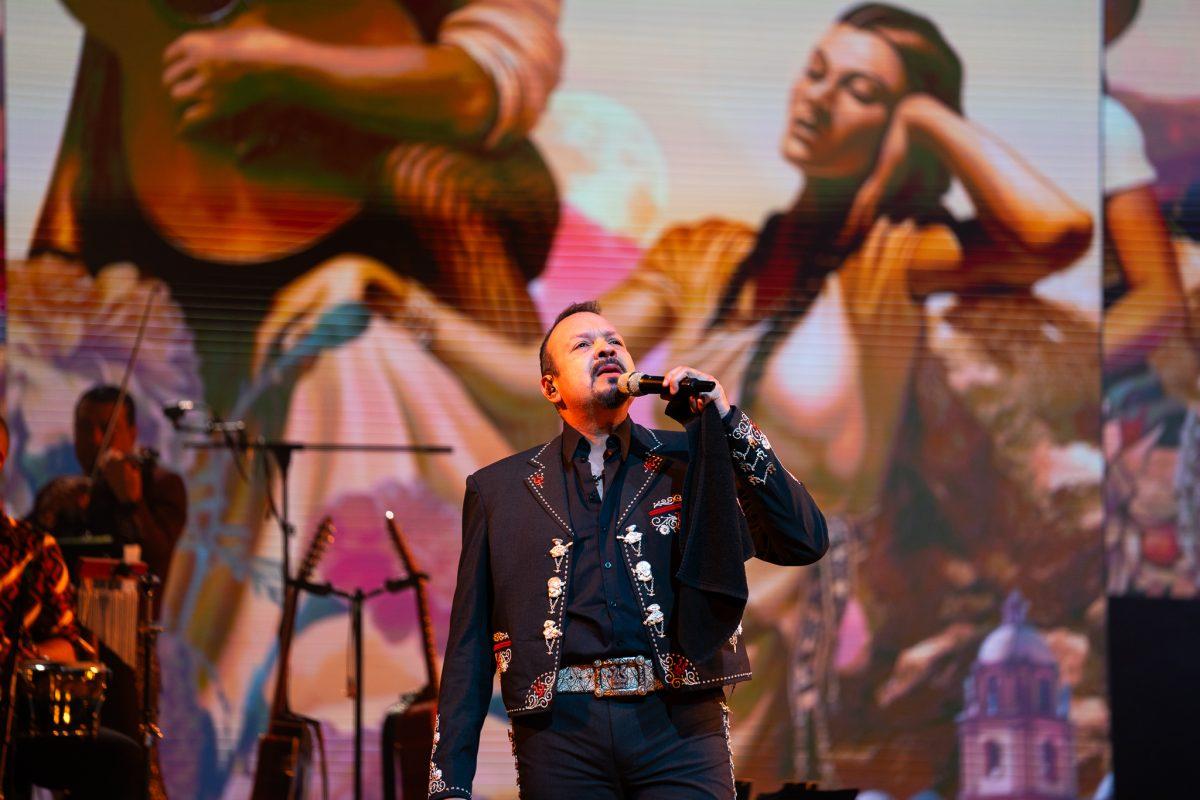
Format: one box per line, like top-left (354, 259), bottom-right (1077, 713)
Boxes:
top-left (593, 357), bottom-right (626, 376)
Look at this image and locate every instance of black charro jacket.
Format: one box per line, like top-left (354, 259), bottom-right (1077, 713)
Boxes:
top-left (427, 408), bottom-right (827, 799)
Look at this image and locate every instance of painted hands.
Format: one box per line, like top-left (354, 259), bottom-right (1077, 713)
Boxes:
top-left (163, 26), bottom-right (296, 134)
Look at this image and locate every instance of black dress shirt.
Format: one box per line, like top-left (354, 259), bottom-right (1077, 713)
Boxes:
top-left (558, 417), bottom-right (652, 663)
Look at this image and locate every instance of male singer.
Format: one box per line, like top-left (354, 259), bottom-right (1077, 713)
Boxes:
top-left (431, 301), bottom-right (827, 798)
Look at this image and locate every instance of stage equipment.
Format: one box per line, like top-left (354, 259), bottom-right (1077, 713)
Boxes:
top-left (381, 511), bottom-right (440, 800)
top-left (250, 518), bottom-right (335, 800)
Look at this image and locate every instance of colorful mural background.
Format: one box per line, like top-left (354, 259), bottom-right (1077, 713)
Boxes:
top-left (0, 1), bottom-right (1126, 798)
top-left (1103, 0), bottom-right (1200, 600)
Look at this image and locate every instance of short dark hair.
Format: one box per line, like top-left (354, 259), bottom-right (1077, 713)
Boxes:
top-left (77, 385), bottom-right (137, 427)
top-left (539, 300), bottom-right (602, 377)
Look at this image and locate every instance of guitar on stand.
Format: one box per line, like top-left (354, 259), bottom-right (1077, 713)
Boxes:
top-left (250, 517), bottom-right (336, 800)
top-left (382, 511), bottom-right (440, 800)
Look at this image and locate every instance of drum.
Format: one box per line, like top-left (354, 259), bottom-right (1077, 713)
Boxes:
top-left (18, 661), bottom-right (110, 737)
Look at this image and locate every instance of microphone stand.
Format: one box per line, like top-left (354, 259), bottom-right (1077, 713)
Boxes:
top-left (178, 424), bottom-right (450, 605)
top-left (137, 573), bottom-right (163, 800)
top-left (295, 574), bottom-right (424, 800)
top-left (171, 411), bottom-right (450, 799)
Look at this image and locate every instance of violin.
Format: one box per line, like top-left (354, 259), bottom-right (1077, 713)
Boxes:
top-left (30, 449), bottom-right (159, 540)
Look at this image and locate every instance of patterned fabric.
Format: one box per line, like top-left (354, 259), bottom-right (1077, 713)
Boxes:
top-left (555, 656), bottom-right (664, 696)
top-left (493, 631), bottom-right (513, 673)
top-left (525, 672), bottom-right (556, 711)
top-left (0, 515), bottom-right (81, 662)
top-left (660, 652), bottom-right (701, 688)
top-left (727, 410), bottom-right (777, 485)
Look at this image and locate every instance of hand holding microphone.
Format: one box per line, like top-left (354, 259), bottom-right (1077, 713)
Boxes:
top-left (617, 367), bottom-right (729, 418)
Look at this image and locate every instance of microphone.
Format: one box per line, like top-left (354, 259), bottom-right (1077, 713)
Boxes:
top-left (617, 371), bottom-right (716, 398)
top-left (162, 400), bottom-right (195, 428)
top-left (161, 400), bottom-right (245, 434)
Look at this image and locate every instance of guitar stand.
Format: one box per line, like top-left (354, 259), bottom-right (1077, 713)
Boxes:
top-left (295, 574), bottom-right (424, 800)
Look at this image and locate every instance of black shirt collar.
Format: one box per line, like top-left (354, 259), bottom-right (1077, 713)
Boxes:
top-left (561, 415), bottom-right (633, 466)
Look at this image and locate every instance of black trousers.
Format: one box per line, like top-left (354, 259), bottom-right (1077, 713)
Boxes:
top-left (511, 688), bottom-right (734, 799)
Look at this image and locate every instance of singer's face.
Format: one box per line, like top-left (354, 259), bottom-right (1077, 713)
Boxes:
top-left (543, 312), bottom-right (634, 412)
top-left (74, 400), bottom-right (137, 473)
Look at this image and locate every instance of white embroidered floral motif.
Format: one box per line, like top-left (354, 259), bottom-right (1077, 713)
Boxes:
top-left (428, 714), bottom-right (447, 793)
top-left (524, 672), bottom-right (555, 709)
top-left (651, 513), bottom-right (679, 536)
top-left (730, 413), bottom-right (776, 485)
top-left (660, 652), bottom-right (701, 688)
top-left (652, 494), bottom-right (682, 510)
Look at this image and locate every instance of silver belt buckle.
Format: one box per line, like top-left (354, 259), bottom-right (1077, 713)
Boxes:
top-left (592, 655), bottom-right (648, 697)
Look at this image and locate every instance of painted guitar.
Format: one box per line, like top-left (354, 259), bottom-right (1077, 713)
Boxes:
top-left (250, 517), bottom-right (335, 800)
top-left (58, 0), bottom-right (456, 262)
top-left (382, 511), bottom-right (440, 800)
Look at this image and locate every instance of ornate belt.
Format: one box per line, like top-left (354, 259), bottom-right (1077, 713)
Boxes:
top-left (556, 655), bottom-right (663, 697)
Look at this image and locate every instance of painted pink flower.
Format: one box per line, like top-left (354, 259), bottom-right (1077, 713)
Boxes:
top-left (316, 481), bottom-right (461, 646)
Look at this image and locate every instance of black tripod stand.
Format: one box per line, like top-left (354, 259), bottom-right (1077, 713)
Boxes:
top-left (295, 569), bottom-right (425, 800)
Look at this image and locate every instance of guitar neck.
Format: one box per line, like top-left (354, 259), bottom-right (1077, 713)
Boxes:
top-left (269, 519), bottom-right (334, 721)
top-left (269, 583), bottom-right (301, 721)
top-left (386, 514), bottom-right (440, 691)
top-left (412, 579), bottom-right (440, 694)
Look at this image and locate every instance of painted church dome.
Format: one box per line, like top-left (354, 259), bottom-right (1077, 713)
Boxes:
top-left (977, 591), bottom-right (1056, 666)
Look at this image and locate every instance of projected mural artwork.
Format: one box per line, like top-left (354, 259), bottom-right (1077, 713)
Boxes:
top-left (1102, 0), bottom-right (1200, 602)
top-left (0, 0), bottom-right (1187, 797)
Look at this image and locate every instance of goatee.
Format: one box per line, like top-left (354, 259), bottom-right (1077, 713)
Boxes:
top-left (596, 385), bottom-right (626, 409)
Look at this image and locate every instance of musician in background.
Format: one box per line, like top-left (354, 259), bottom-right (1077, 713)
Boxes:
top-left (1, 414), bottom-right (72, 668)
top-left (33, 384), bottom-right (187, 595)
top-left (1, 413), bottom-right (143, 799)
top-left (31, 386), bottom-right (185, 793)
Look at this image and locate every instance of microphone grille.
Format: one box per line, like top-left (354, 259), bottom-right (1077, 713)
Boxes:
top-left (617, 371), bottom-right (638, 395)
